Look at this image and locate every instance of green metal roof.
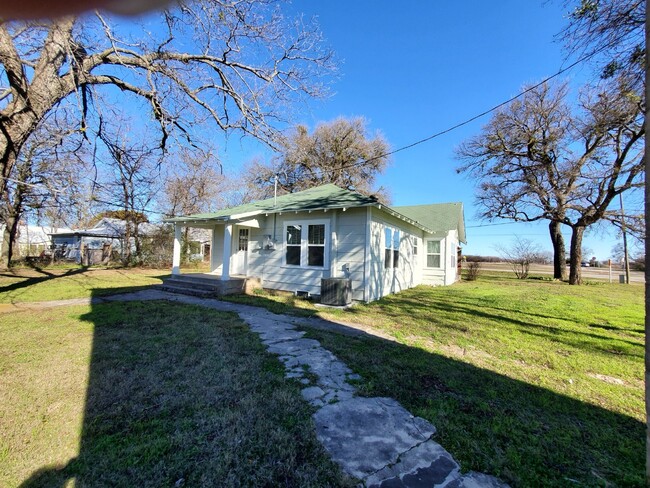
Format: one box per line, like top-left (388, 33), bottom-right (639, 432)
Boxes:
top-left (166, 184), bottom-right (465, 242)
top-left (165, 184), bottom-right (378, 223)
top-left (393, 203), bottom-right (466, 243)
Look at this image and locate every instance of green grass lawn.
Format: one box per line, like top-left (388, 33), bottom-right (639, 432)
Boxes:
top-left (229, 273), bottom-right (645, 487)
top-left (1, 267), bottom-right (645, 486)
top-left (0, 301), bottom-right (352, 487)
top-left (0, 267), bottom-right (170, 303)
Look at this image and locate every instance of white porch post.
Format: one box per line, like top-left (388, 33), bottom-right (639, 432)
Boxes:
top-left (210, 225), bottom-right (219, 273)
top-left (221, 223), bottom-right (232, 281)
top-left (172, 223), bottom-right (182, 275)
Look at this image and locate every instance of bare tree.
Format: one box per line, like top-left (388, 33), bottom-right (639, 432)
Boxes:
top-left (458, 82), bottom-right (572, 281)
top-left (457, 78), bottom-right (644, 285)
top-left (244, 117), bottom-right (391, 201)
top-left (96, 121), bottom-right (162, 264)
top-left (0, 0), bottom-right (334, 267)
top-left (0, 108), bottom-right (88, 264)
top-left (163, 147), bottom-right (229, 218)
top-left (496, 237), bottom-right (544, 279)
top-left (561, 0), bottom-right (645, 86)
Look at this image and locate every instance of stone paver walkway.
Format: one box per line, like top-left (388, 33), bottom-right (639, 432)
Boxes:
top-left (8, 289), bottom-right (508, 487)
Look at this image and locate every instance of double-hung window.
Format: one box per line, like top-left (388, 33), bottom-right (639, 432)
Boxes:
top-left (308, 224), bottom-right (325, 266)
top-left (384, 227), bottom-right (400, 269)
top-left (392, 230), bottom-right (400, 268)
top-left (426, 240), bottom-right (442, 268)
top-left (286, 225), bottom-right (302, 265)
top-left (284, 221), bottom-right (328, 268)
top-left (384, 228), bottom-right (392, 269)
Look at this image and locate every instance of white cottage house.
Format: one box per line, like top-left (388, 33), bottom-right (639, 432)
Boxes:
top-left (165, 184), bottom-right (466, 303)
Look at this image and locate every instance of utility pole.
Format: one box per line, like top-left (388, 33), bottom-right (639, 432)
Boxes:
top-left (619, 193), bottom-right (630, 285)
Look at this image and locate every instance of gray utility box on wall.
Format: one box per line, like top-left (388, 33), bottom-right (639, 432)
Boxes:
top-left (320, 278), bottom-right (352, 306)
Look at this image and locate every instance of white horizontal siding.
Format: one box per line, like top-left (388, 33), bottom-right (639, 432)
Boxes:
top-left (368, 210), bottom-right (424, 301)
top-left (245, 209), bottom-right (368, 298)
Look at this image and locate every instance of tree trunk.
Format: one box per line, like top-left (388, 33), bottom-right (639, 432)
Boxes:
top-left (123, 220), bottom-right (132, 265)
top-left (134, 220), bottom-right (141, 263)
top-left (0, 217), bottom-right (13, 269)
top-left (0, 212), bottom-right (21, 268)
top-left (549, 220), bottom-right (567, 280)
top-left (568, 225), bottom-right (585, 285)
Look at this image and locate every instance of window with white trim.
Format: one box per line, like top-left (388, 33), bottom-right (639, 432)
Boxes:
top-left (286, 225), bottom-right (302, 265)
top-left (392, 230), bottom-right (400, 268)
top-left (284, 221), bottom-right (329, 268)
top-left (413, 237), bottom-right (418, 256)
top-left (426, 240), bottom-right (442, 268)
top-left (384, 228), bottom-right (392, 269)
top-left (308, 224), bottom-right (325, 266)
top-left (384, 227), bottom-right (401, 269)
top-left (238, 228), bottom-right (249, 251)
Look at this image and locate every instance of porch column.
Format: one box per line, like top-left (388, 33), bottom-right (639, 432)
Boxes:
top-left (221, 223), bottom-right (232, 281)
top-left (210, 225), bottom-right (219, 273)
top-left (172, 223), bottom-right (182, 275)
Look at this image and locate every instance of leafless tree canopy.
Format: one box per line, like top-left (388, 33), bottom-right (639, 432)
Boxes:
top-left (0, 0), bottom-right (334, 266)
top-left (561, 0), bottom-right (645, 85)
top-left (162, 146), bottom-right (232, 217)
top-left (244, 116), bottom-right (391, 202)
top-left (457, 78), bottom-right (644, 284)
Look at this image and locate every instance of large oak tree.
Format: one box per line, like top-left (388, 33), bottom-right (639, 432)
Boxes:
top-left (457, 78), bottom-right (644, 285)
top-left (0, 0), bottom-right (334, 267)
top-left (244, 116), bottom-right (391, 202)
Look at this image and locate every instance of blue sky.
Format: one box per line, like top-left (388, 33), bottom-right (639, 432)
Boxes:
top-left (214, 0), bottom-right (630, 259)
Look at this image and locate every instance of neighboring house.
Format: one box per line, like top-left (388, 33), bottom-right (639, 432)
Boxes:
top-left (0, 223), bottom-right (71, 257)
top-left (49, 218), bottom-right (161, 264)
top-left (186, 227), bottom-right (212, 261)
top-left (166, 184), bottom-right (466, 303)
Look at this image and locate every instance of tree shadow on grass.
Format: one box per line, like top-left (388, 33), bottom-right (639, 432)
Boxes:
top-left (342, 291), bottom-right (644, 358)
top-left (0, 267), bottom-right (89, 295)
top-left (300, 322), bottom-right (644, 487)
top-left (18, 287), bottom-right (352, 488)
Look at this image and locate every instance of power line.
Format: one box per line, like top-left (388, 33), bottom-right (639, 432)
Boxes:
top-left (0, 175), bottom-right (65, 194)
top-left (299, 34), bottom-right (624, 176)
top-left (466, 221), bottom-right (536, 229)
top-left (2, 31), bottom-right (622, 215)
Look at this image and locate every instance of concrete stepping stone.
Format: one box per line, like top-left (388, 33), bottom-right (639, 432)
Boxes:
top-left (313, 397), bottom-right (436, 480)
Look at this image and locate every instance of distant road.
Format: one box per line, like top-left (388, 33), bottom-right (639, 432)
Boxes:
top-left (474, 262), bottom-right (645, 284)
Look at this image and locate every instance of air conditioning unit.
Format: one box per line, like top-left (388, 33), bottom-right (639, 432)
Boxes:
top-left (321, 278), bottom-right (352, 306)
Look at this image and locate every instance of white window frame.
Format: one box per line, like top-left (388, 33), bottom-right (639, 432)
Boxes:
top-left (283, 219), bottom-right (330, 269)
top-left (384, 227), bottom-right (392, 269)
top-left (450, 241), bottom-right (457, 269)
top-left (425, 239), bottom-right (442, 269)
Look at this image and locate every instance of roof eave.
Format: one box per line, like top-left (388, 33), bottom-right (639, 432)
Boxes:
top-left (374, 204), bottom-right (434, 234)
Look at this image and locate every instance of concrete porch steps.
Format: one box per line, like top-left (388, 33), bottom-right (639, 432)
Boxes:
top-left (161, 274), bottom-right (261, 297)
top-left (159, 283), bottom-right (217, 298)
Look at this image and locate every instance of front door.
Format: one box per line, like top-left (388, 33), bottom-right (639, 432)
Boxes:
top-left (233, 228), bottom-right (249, 275)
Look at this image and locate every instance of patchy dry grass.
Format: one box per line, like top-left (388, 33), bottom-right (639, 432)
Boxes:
top-left (0, 301), bottom-right (352, 487)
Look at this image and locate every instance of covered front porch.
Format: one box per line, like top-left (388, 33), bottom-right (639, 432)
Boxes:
top-left (171, 217), bottom-right (260, 279)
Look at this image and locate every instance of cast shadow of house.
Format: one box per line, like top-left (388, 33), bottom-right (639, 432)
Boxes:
top-left (18, 288), bottom-right (644, 487)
